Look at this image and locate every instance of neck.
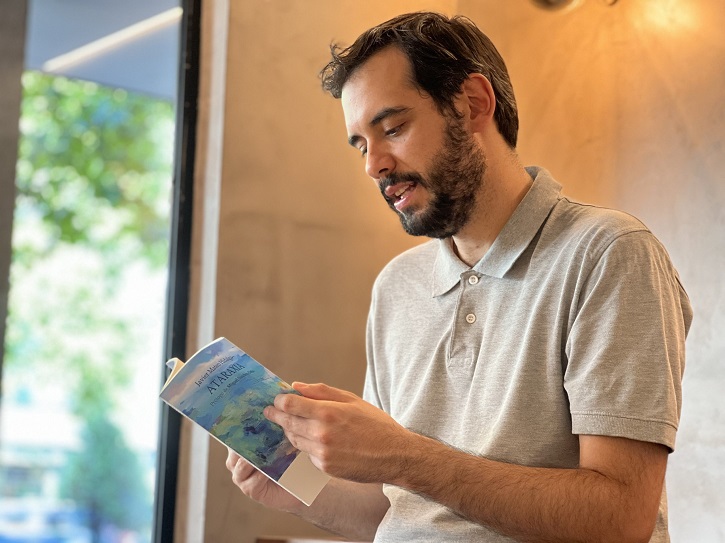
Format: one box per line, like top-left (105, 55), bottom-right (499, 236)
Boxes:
top-left (450, 156), bottom-right (532, 267)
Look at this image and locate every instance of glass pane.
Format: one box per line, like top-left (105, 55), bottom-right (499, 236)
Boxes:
top-left (0, 2), bottom-right (180, 542)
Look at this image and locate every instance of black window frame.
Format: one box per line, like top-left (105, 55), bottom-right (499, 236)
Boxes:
top-left (153, 0), bottom-right (201, 540)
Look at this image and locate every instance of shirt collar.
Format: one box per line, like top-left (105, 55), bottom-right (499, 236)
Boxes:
top-left (431, 166), bottom-right (562, 297)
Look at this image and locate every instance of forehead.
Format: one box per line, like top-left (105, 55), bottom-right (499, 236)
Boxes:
top-left (340, 47), bottom-right (425, 131)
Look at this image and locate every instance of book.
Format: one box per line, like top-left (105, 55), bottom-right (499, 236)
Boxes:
top-left (159, 336), bottom-right (330, 506)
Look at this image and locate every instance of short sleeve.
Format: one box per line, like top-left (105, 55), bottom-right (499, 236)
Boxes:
top-left (564, 230), bottom-right (693, 451)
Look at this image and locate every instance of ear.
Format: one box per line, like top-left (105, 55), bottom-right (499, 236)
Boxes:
top-left (459, 73), bottom-right (496, 131)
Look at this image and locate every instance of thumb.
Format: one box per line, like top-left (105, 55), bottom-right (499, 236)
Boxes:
top-left (291, 382), bottom-right (356, 402)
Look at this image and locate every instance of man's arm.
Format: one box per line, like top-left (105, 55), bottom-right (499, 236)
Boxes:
top-left (226, 448), bottom-right (389, 541)
top-left (270, 382), bottom-right (668, 543)
top-left (385, 433), bottom-right (666, 543)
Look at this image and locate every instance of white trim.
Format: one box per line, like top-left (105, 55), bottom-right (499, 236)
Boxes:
top-left (178, 0), bottom-right (229, 541)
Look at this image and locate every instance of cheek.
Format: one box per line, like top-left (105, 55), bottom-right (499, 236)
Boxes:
top-left (414, 122), bottom-right (446, 157)
top-left (395, 135), bottom-right (432, 173)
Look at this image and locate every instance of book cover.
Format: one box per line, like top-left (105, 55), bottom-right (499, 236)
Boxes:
top-left (159, 337), bottom-right (330, 506)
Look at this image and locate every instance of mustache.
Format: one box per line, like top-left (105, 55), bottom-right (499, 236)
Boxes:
top-left (379, 172), bottom-right (426, 196)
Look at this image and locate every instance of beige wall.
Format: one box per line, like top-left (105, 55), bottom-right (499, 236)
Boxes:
top-left (183, 0), bottom-right (724, 541)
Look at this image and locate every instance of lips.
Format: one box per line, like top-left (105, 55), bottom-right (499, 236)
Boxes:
top-left (385, 181), bottom-right (416, 200)
top-left (380, 173), bottom-right (424, 212)
top-left (383, 182), bottom-right (417, 211)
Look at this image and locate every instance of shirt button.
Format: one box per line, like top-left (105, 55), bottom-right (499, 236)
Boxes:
top-left (468, 275), bottom-right (479, 285)
top-left (465, 313), bottom-right (476, 324)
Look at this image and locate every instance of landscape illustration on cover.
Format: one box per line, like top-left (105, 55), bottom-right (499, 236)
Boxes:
top-left (161, 338), bottom-right (299, 481)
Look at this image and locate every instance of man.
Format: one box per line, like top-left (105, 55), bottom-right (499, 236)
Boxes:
top-left (226, 12), bottom-right (692, 542)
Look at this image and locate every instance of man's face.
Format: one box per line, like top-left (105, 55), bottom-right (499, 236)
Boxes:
top-left (341, 46), bottom-right (486, 238)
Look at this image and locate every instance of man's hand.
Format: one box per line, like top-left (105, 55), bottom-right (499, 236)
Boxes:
top-left (226, 444), bottom-right (390, 541)
top-left (264, 382), bottom-right (411, 482)
top-left (225, 448), bottom-right (306, 514)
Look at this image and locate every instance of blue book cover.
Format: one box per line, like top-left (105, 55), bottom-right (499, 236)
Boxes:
top-left (160, 337), bottom-right (330, 505)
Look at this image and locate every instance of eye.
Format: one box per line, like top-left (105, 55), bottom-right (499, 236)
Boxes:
top-left (359, 147), bottom-right (367, 157)
top-left (384, 124), bottom-right (403, 137)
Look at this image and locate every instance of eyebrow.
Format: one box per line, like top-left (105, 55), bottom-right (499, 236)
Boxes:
top-left (347, 106), bottom-right (412, 148)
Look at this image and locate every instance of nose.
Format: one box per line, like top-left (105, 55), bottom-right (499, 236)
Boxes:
top-left (365, 142), bottom-right (395, 180)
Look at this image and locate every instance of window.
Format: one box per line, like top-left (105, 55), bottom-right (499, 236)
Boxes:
top-left (0, 1), bottom-right (194, 541)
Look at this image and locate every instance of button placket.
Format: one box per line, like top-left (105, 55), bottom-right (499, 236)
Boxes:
top-left (464, 274), bottom-right (480, 324)
top-left (448, 273), bottom-right (483, 366)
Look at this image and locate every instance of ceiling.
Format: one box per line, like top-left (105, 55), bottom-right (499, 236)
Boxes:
top-left (24, 0), bottom-right (182, 101)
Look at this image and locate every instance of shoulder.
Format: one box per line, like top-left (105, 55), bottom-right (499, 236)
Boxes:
top-left (553, 197), bottom-right (648, 241)
top-left (550, 199), bottom-right (691, 323)
top-left (543, 197), bottom-right (657, 263)
top-left (538, 197), bottom-right (689, 299)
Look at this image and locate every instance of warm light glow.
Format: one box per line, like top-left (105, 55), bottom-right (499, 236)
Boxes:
top-left (639, 0), bottom-right (697, 32)
top-left (42, 7), bottom-right (183, 73)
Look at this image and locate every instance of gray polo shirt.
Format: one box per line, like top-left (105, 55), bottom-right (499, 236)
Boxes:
top-left (364, 167), bottom-right (693, 542)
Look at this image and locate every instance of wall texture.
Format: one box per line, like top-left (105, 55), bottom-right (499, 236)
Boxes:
top-left (186, 0), bottom-right (724, 541)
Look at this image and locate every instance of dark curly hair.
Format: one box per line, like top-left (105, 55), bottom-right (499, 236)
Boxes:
top-left (320, 12), bottom-right (519, 148)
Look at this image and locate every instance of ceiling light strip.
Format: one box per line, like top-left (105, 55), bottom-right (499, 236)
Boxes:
top-left (42, 7), bottom-right (183, 73)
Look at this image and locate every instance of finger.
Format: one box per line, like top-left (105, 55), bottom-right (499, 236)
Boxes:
top-left (263, 404), bottom-right (286, 425)
top-left (272, 392), bottom-right (322, 419)
top-left (225, 447), bottom-right (242, 472)
top-left (292, 382), bottom-right (357, 402)
top-left (230, 456), bottom-right (256, 486)
top-left (272, 392), bottom-right (344, 422)
top-left (265, 405), bottom-right (316, 438)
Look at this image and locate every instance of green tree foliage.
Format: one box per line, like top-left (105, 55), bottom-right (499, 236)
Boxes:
top-left (13, 72), bottom-right (174, 271)
top-left (4, 245), bottom-right (135, 413)
top-left (61, 404), bottom-right (153, 541)
top-left (6, 71), bottom-right (174, 387)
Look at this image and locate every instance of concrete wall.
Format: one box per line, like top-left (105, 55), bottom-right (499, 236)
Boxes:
top-left (184, 0), bottom-right (724, 541)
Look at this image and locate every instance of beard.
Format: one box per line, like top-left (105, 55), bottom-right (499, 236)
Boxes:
top-left (379, 115), bottom-right (486, 239)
